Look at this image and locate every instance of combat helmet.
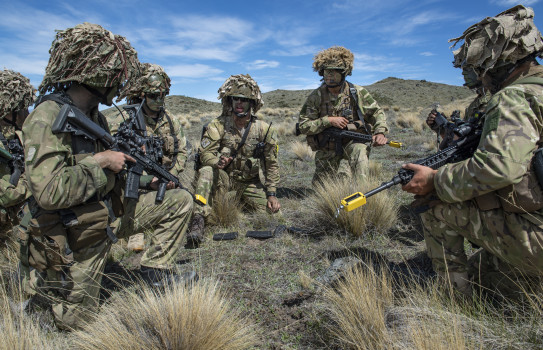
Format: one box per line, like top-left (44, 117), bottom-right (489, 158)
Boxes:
top-left (120, 63), bottom-right (171, 102)
top-left (39, 22), bottom-right (140, 96)
top-left (0, 69), bottom-right (35, 118)
top-left (218, 74), bottom-right (263, 115)
top-left (449, 5), bottom-right (543, 81)
top-left (313, 46), bottom-right (355, 76)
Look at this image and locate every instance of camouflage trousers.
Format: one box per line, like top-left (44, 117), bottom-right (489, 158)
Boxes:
top-left (313, 142), bottom-right (370, 185)
top-left (421, 200), bottom-right (543, 296)
top-left (32, 188), bottom-right (192, 331)
top-left (193, 165), bottom-right (268, 217)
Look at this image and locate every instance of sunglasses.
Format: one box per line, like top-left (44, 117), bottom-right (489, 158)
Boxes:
top-left (231, 96), bottom-right (251, 103)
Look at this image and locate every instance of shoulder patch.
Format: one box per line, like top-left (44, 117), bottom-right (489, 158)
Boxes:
top-left (26, 144), bottom-right (39, 164)
top-left (481, 95), bottom-right (501, 135)
top-left (201, 138), bottom-right (211, 149)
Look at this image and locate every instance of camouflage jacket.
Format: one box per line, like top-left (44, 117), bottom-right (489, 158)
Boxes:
top-left (0, 126), bottom-right (29, 208)
top-left (435, 65), bottom-right (543, 205)
top-left (298, 82), bottom-right (388, 136)
top-left (22, 100), bottom-right (117, 211)
top-left (109, 109), bottom-right (187, 177)
top-left (198, 114), bottom-right (279, 192)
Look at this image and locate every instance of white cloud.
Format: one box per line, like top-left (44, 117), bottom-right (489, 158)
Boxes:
top-left (420, 52), bottom-right (436, 56)
top-left (490, 0), bottom-right (539, 5)
top-left (245, 60), bottom-right (280, 70)
top-left (164, 64), bottom-right (223, 78)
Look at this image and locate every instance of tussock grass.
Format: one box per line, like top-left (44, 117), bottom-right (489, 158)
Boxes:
top-left (323, 264), bottom-right (394, 349)
top-left (275, 120), bottom-right (296, 137)
top-left (395, 112), bottom-right (423, 130)
top-left (208, 189), bottom-right (243, 227)
top-left (307, 175), bottom-right (399, 236)
top-left (73, 279), bottom-right (258, 350)
top-left (324, 260), bottom-right (543, 350)
top-left (291, 141), bottom-right (315, 161)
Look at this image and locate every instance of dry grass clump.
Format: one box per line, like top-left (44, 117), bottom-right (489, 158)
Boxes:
top-left (259, 107), bottom-right (298, 119)
top-left (274, 120), bottom-right (296, 137)
top-left (322, 264), bottom-right (394, 349)
top-left (0, 245), bottom-right (59, 350)
top-left (208, 189), bottom-right (243, 227)
top-left (73, 278), bottom-right (257, 350)
top-left (308, 174), bottom-right (399, 236)
top-left (324, 261), bottom-right (543, 350)
top-left (291, 141), bottom-right (315, 161)
top-left (395, 112), bottom-right (423, 130)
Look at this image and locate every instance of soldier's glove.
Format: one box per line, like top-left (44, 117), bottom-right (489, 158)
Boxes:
top-left (410, 192), bottom-right (442, 214)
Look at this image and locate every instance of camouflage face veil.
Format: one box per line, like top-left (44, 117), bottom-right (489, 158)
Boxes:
top-left (218, 74), bottom-right (263, 115)
top-left (39, 22), bottom-right (140, 95)
top-left (0, 70), bottom-right (35, 118)
top-left (312, 46), bottom-right (354, 77)
top-left (449, 5), bottom-right (543, 78)
top-left (119, 62), bottom-right (171, 102)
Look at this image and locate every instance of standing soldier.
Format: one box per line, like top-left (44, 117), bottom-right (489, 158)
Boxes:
top-left (0, 69), bottom-right (34, 241)
top-left (23, 23), bottom-right (193, 331)
top-left (402, 5), bottom-right (543, 297)
top-left (110, 63), bottom-right (188, 252)
top-left (298, 46), bottom-right (389, 185)
top-left (187, 74), bottom-right (280, 244)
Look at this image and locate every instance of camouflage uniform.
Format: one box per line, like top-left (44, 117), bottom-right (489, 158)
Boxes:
top-left (0, 70), bottom-right (34, 238)
top-left (193, 74), bottom-right (279, 218)
top-left (22, 23), bottom-right (143, 330)
top-left (194, 114), bottom-right (279, 216)
top-left (298, 46), bottom-right (388, 184)
top-left (421, 6), bottom-right (543, 295)
top-left (110, 63), bottom-right (190, 253)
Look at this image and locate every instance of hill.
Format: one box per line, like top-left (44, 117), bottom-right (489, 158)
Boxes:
top-left (104, 77), bottom-right (475, 117)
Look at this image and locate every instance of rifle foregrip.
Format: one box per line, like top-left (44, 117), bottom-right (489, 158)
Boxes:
top-left (155, 182), bottom-right (167, 204)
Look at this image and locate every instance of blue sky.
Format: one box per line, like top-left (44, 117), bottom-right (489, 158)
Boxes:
top-left (1, 0), bottom-right (542, 103)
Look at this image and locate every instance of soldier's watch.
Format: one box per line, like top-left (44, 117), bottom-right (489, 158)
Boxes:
top-left (266, 191), bottom-right (276, 198)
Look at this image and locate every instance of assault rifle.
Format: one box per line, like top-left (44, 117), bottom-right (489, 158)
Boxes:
top-left (295, 123), bottom-right (403, 155)
top-left (51, 102), bottom-right (206, 205)
top-left (337, 116), bottom-right (484, 214)
top-left (0, 138), bottom-right (25, 186)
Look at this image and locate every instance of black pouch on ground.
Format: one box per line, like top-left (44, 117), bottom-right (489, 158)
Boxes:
top-left (246, 230), bottom-right (274, 239)
top-left (213, 232), bottom-right (238, 241)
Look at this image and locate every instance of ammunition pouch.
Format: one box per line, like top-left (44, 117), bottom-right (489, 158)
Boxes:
top-left (27, 200), bottom-right (111, 272)
top-left (475, 167), bottom-right (543, 213)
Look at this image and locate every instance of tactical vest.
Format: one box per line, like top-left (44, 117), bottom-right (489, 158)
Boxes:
top-left (308, 82), bottom-right (371, 152)
top-left (147, 110), bottom-right (179, 171)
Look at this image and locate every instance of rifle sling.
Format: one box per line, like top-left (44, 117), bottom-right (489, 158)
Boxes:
top-left (231, 116), bottom-right (254, 159)
top-left (347, 82), bottom-right (370, 135)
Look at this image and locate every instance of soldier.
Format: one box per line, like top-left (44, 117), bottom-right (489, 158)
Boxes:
top-left (23, 23), bottom-right (193, 331)
top-left (298, 46), bottom-right (389, 185)
top-left (110, 63), bottom-right (188, 252)
top-left (187, 74), bottom-right (280, 244)
top-left (402, 5), bottom-right (543, 297)
top-left (0, 69), bottom-right (34, 241)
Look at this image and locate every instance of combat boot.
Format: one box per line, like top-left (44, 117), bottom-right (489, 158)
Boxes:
top-left (186, 214), bottom-right (205, 247)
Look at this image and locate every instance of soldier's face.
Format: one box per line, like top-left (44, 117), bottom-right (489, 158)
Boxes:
top-left (323, 69), bottom-right (343, 86)
top-left (146, 92), bottom-right (166, 112)
top-left (231, 96), bottom-right (251, 115)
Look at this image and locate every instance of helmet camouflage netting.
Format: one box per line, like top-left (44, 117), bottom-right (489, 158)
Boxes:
top-left (39, 22), bottom-right (140, 95)
top-left (119, 63), bottom-right (171, 102)
top-left (218, 74), bottom-right (263, 114)
top-left (312, 46), bottom-right (354, 76)
top-left (0, 69), bottom-right (35, 118)
top-left (449, 5), bottom-right (543, 75)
